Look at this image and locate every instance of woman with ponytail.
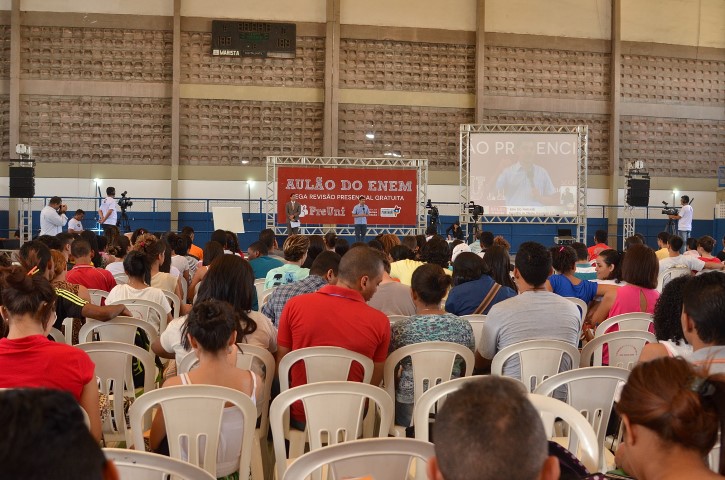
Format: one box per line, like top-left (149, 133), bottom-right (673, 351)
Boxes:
top-left (0, 265), bottom-right (102, 441)
top-left (615, 356), bottom-right (725, 479)
top-left (389, 263), bottom-right (474, 430)
top-left (133, 233), bottom-right (184, 310)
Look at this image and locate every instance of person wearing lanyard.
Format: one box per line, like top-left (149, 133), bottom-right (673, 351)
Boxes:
top-left (352, 196), bottom-right (370, 243)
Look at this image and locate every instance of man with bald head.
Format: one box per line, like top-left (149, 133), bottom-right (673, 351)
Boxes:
top-left (276, 246), bottom-right (390, 428)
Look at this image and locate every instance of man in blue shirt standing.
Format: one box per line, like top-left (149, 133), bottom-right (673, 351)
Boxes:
top-left (352, 195), bottom-right (370, 242)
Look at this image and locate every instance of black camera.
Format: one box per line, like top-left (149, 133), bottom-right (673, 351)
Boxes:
top-left (661, 201), bottom-right (678, 216)
top-left (468, 202), bottom-right (484, 217)
top-left (118, 191), bottom-right (133, 211)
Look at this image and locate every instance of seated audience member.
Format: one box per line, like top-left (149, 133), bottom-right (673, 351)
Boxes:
top-left (156, 254), bottom-right (276, 366)
top-left (66, 239), bottom-right (117, 292)
top-left (378, 233), bottom-right (401, 256)
top-left (104, 236), bottom-right (130, 277)
top-left (660, 235), bottom-right (724, 274)
top-left (80, 230), bottom-right (103, 267)
top-left (0, 389), bottom-right (117, 480)
top-left (130, 227), bottom-right (149, 245)
top-left (368, 252), bottom-right (416, 317)
top-left (587, 229), bottom-right (609, 261)
top-left (697, 235), bottom-right (721, 264)
top-left (106, 251), bottom-right (173, 332)
top-left (301, 234), bottom-right (325, 269)
top-left (334, 237), bottom-right (350, 257)
top-left (639, 275), bottom-right (693, 362)
top-left (446, 251), bottom-right (516, 316)
top-left (684, 237), bottom-right (700, 256)
top-left (260, 228), bottom-right (284, 260)
top-left (50, 249), bottom-right (91, 303)
top-left (159, 238), bottom-right (183, 279)
top-left (428, 377), bottom-right (560, 480)
top-left (614, 357), bottom-right (725, 480)
top-left (680, 272), bottom-right (725, 373)
top-left (449, 242), bottom-right (470, 265)
top-left (401, 234), bottom-right (418, 254)
top-left (389, 244), bottom-right (425, 286)
top-left (133, 234), bottom-right (185, 305)
top-left (655, 231), bottom-right (671, 260)
top-left (547, 245), bottom-right (616, 305)
top-left (264, 234), bottom-right (310, 289)
top-left (476, 231), bottom-right (494, 258)
top-left (180, 234), bottom-right (198, 280)
top-left (0, 267), bottom-right (102, 440)
top-left (55, 232), bottom-right (76, 263)
top-left (414, 234), bottom-right (427, 260)
top-left (391, 263), bottom-right (474, 428)
top-left (492, 235), bottom-right (511, 253)
top-left (323, 231), bottom-right (337, 252)
top-left (477, 242), bottom-right (580, 375)
top-left (571, 242), bottom-right (597, 280)
top-left (17, 241), bottom-right (130, 329)
top-left (181, 226), bottom-right (203, 261)
top-left (262, 251), bottom-right (340, 326)
top-left (718, 235), bottom-right (725, 262)
top-left (166, 232), bottom-right (191, 286)
top-left (481, 245), bottom-right (518, 292)
top-left (225, 230), bottom-right (242, 256)
top-left (188, 240), bottom-right (225, 303)
top-left (468, 231), bottom-right (483, 254)
top-left (247, 240), bottom-right (283, 279)
top-left (367, 239), bottom-right (384, 251)
top-left (425, 225), bottom-right (437, 240)
top-left (593, 249), bottom-right (623, 284)
top-left (421, 236), bottom-right (454, 272)
top-left (624, 235), bottom-right (643, 250)
top-left (150, 299), bottom-right (262, 478)
top-left (276, 246), bottom-right (390, 428)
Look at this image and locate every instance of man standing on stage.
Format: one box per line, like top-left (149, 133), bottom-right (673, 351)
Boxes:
top-left (285, 192), bottom-right (301, 235)
top-left (669, 194), bottom-right (693, 252)
top-left (98, 187), bottom-right (118, 234)
top-left (352, 195), bottom-right (370, 243)
top-left (39, 196), bottom-right (68, 236)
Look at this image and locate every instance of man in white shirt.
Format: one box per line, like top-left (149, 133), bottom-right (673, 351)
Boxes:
top-left (669, 195), bottom-right (693, 252)
top-left (39, 196), bottom-right (68, 236)
top-left (98, 187), bottom-right (118, 234)
top-left (67, 209), bottom-right (85, 234)
top-left (659, 235), bottom-right (724, 273)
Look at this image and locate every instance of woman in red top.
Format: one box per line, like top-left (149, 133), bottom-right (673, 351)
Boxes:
top-left (0, 266), bottom-right (101, 441)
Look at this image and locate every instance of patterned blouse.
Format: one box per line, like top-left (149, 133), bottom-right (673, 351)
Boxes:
top-left (390, 313), bottom-right (475, 404)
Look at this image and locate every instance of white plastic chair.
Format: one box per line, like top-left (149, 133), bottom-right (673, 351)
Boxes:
top-left (564, 297), bottom-right (588, 320)
top-left (107, 298), bottom-right (168, 334)
top-left (254, 279), bottom-right (266, 311)
top-left (113, 273), bottom-right (129, 285)
top-left (581, 331), bottom-right (656, 369)
top-left (388, 315), bottom-right (409, 325)
top-left (88, 289), bottom-right (110, 306)
top-left (78, 317), bottom-right (159, 347)
top-left (104, 448), bottom-right (215, 480)
top-left (461, 314), bottom-right (486, 348)
top-left (161, 289), bottom-right (182, 319)
top-left (278, 346), bottom-right (374, 391)
top-left (61, 316), bottom-right (76, 345)
top-left (595, 312), bottom-right (653, 338)
top-left (261, 288), bottom-right (276, 308)
top-left (384, 341), bottom-right (475, 435)
top-left (657, 266), bottom-right (691, 292)
top-left (283, 437), bottom-right (435, 480)
top-left (412, 376), bottom-right (487, 442)
top-left (534, 367), bottom-right (631, 471)
top-left (49, 328), bottom-right (66, 343)
top-left (529, 393), bottom-right (600, 473)
top-left (76, 341), bottom-right (157, 445)
top-left (491, 339), bottom-right (581, 392)
top-left (270, 381), bottom-right (395, 480)
top-left (128, 385), bottom-right (258, 480)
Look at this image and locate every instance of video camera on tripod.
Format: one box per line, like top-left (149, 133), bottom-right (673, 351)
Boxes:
top-left (467, 201), bottom-right (484, 221)
top-left (661, 201), bottom-right (679, 216)
top-left (118, 191), bottom-right (133, 211)
top-left (425, 199), bottom-right (439, 226)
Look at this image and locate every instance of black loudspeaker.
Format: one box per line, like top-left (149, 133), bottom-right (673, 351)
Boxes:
top-left (626, 177), bottom-right (650, 207)
top-left (9, 166), bottom-right (35, 198)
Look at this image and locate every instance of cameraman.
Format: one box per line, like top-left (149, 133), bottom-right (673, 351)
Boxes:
top-left (668, 194), bottom-right (693, 251)
top-left (98, 186), bottom-right (119, 234)
top-left (39, 196), bottom-right (68, 236)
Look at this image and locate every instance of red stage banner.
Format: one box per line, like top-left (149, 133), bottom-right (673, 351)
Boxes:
top-left (277, 166), bottom-right (418, 225)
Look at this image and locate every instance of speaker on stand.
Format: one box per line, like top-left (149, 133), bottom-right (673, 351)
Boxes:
top-left (625, 177), bottom-right (650, 208)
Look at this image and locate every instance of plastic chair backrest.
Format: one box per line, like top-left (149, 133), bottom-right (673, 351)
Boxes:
top-left (709, 443), bottom-right (721, 472)
top-left (564, 297), bottom-right (588, 320)
top-left (107, 298), bottom-right (167, 334)
top-left (61, 317), bottom-right (75, 345)
top-left (283, 437), bottom-right (435, 480)
top-left (254, 279), bottom-right (265, 311)
top-left (657, 266), bottom-right (691, 292)
top-left (384, 341), bottom-right (475, 410)
top-left (388, 315), bottom-right (409, 325)
top-left (104, 448), bottom-right (216, 480)
top-left (412, 376), bottom-right (485, 441)
top-left (595, 313), bottom-right (653, 338)
top-left (529, 393), bottom-right (600, 472)
top-left (491, 339), bottom-right (581, 392)
top-left (461, 314), bottom-right (486, 348)
top-left (49, 328), bottom-right (66, 344)
top-left (161, 290), bottom-right (181, 319)
top-left (270, 381), bottom-right (394, 480)
top-left (76, 341), bottom-right (157, 444)
top-left (88, 289), bottom-right (109, 306)
top-left (113, 273), bottom-right (129, 285)
top-left (534, 367), bottom-right (631, 471)
top-left (128, 384), bottom-right (256, 480)
top-left (278, 346), bottom-right (374, 391)
top-left (78, 317), bottom-right (159, 347)
top-left (580, 331), bottom-right (656, 369)
top-left (261, 288), bottom-right (276, 308)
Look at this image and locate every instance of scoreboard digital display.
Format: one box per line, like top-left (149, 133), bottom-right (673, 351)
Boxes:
top-left (211, 20), bottom-right (296, 58)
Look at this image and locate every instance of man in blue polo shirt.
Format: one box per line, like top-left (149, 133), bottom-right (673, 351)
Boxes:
top-left (352, 196), bottom-right (370, 243)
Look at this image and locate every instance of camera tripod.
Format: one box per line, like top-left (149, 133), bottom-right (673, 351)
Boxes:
top-left (118, 209), bottom-right (131, 233)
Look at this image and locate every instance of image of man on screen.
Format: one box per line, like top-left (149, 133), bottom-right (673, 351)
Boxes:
top-left (495, 156), bottom-right (557, 207)
top-left (286, 192), bottom-right (301, 234)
